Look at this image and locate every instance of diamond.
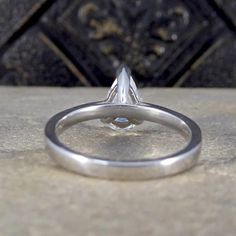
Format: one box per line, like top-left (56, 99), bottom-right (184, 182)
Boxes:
top-left (101, 65), bottom-right (142, 130)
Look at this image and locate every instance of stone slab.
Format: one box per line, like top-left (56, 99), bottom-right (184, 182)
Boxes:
top-left (0, 88), bottom-right (236, 236)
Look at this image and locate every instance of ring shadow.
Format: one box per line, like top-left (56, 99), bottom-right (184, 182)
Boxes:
top-left (59, 120), bottom-right (186, 161)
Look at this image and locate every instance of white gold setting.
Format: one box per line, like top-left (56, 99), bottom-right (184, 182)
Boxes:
top-left (44, 66), bottom-right (202, 180)
top-left (101, 65), bottom-right (142, 130)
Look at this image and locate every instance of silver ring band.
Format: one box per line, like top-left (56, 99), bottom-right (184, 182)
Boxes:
top-left (45, 66), bottom-right (202, 180)
top-left (45, 102), bottom-right (201, 180)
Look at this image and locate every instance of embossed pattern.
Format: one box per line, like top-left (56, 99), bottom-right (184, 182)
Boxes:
top-left (0, 0), bottom-right (235, 87)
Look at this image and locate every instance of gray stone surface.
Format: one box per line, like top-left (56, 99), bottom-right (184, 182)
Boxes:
top-left (0, 87), bottom-right (236, 236)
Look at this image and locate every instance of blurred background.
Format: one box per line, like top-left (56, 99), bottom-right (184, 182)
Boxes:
top-left (0, 0), bottom-right (235, 87)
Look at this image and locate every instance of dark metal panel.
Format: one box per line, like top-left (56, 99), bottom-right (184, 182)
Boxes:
top-left (179, 33), bottom-right (236, 87)
top-left (41, 0), bottom-right (221, 86)
top-left (0, 0), bottom-right (49, 47)
top-left (0, 0), bottom-right (235, 87)
top-left (0, 28), bottom-right (84, 86)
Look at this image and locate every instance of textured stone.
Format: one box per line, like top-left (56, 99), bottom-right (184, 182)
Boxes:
top-left (0, 0), bottom-right (47, 47)
top-left (41, 0), bottom-right (220, 86)
top-left (0, 88), bottom-right (236, 236)
top-left (180, 33), bottom-right (236, 87)
top-left (214, 0), bottom-right (236, 27)
top-left (1, 0), bottom-right (236, 87)
top-left (1, 29), bottom-right (84, 86)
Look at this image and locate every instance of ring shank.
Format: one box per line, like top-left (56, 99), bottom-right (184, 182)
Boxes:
top-left (45, 102), bottom-right (201, 180)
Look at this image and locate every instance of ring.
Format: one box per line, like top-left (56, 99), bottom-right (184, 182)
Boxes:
top-left (45, 66), bottom-right (202, 180)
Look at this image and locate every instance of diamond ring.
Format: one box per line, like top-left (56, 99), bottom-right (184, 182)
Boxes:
top-left (44, 66), bottom-right (202, 180)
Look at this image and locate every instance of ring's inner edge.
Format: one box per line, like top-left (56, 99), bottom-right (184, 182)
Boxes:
top-left (44, 102), bottom-right (202, 164)
top-left (56, 104), bottom-right (192, 142)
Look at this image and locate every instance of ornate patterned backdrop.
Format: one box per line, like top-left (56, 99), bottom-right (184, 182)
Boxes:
top-left (0, 0), bottom-right (236, 87)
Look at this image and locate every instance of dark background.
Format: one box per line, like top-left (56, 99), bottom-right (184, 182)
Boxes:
top-left (0, 0), bottom-right (235, 87)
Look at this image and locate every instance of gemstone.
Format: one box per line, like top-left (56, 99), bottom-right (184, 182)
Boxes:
top-left (101, 65), bottom-right (141, 130)
top-left (107, 65), bottom-right (140, 105)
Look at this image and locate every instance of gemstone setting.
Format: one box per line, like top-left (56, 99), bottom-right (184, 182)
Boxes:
top-left (101, 65), bottom-right (142, 130)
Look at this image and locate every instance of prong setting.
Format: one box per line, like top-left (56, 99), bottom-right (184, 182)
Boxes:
top-left (102, 65), bottom-right (142, 130)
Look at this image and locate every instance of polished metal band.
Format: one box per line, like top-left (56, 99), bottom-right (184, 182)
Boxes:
top-left (45, 102), bottom-right (202, 180)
